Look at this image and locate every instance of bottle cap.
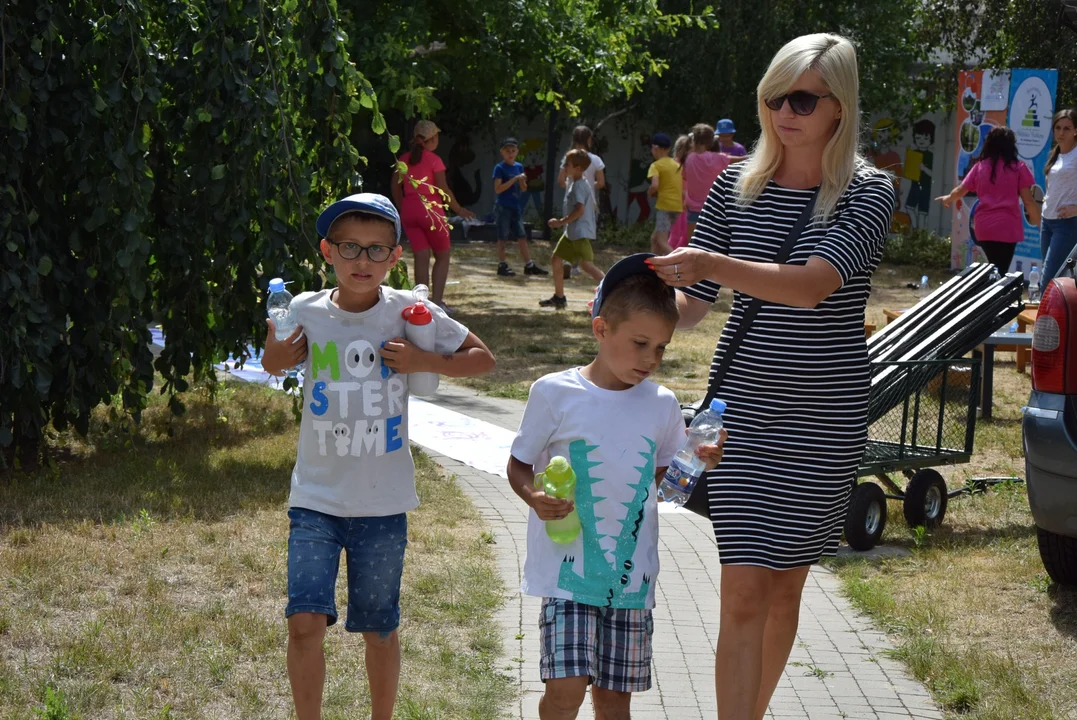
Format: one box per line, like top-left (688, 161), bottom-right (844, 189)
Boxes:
top-left (709, 398), bottom-right (727, 414)
top-left (402, 302), bottom-right (433, 325)
top-left (269, 278), bottom-right (286, 293)
top-left (1031, 265), bottom-right (1038, 271)
top-left (546, 456), bottom-right (573, 482)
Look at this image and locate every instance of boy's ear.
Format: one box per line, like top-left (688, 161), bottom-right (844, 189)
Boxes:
top-left (319, 238), bottom-right (334, 265)
top-left (391, 243), bottom-right (404, 264)
top-left (592, 315), bottom-right (609, 341)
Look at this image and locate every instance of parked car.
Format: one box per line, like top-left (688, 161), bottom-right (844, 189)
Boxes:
top-left (1023, 255), bottom-right (1077, 585)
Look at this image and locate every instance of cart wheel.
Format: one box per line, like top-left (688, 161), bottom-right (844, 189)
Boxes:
top-left (845, 483), bottom-right (887, 551)
top-left (903, 469), bottom-right (948, 529)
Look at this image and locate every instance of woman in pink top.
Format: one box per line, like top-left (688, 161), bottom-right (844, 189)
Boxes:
top-left (936, 126), bottom-right (1041, 273)
top-left (681, 124), bottom-right (734, 240)
top-left (390, 120), bottom-right (474, 313)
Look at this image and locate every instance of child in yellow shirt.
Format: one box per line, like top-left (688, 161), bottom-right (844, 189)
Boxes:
top-left (646, 133), bottom-right (683, 255)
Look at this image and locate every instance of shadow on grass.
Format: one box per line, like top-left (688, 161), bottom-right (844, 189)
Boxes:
top-left (0, 381), bottom-right (297, 529)
top-left (1048, 584), bottom-right (1077, 640)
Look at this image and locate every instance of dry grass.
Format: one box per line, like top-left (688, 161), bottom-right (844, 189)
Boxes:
top-left (435, 240), bottom-right (1075, 719)
top-left (0, 382), bottom-right (511, 719)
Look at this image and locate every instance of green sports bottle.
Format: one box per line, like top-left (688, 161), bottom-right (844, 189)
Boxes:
top-left (536, 456), bottom-right (581, 544)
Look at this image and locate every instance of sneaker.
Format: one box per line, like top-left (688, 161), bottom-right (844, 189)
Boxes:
top-left (497, 262), bottom-right (516, 277)
top-left (562, 265), bottom-right (572, 280)
top-left (570, 264), bottom-right (582, 277)
top-left (539, 294), bottom-right (568, 309)
top-left (435, 301), bottom-right (457, 317)
top-left (523, 261), bottom-right (549, 276)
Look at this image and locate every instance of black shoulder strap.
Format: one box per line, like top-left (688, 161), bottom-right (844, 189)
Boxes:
top-left (698, 188), bottom-right (820, 410)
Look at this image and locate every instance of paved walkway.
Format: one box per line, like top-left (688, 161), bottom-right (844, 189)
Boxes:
top-left (413, 384), bottom-right (942, 720)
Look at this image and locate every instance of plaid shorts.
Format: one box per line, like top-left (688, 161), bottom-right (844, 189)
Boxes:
top-left (539, 598), bottom-right (654, 692)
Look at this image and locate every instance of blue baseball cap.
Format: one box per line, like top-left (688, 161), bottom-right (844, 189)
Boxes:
top-left (592, 253), bottom-right (668, 320)
top-left (316, 193), bottom-right (401, 242)
top-left (716, 119), bottom-right (736, 134)
top-left (650, 133), bottom-right (672, 148)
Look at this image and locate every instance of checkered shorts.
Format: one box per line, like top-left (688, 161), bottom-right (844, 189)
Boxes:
top-left (539, 598), bottom-right (654, 692)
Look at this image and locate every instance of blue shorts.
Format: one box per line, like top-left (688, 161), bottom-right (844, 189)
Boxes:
top-left (285, 507), bottom-right (408, 633)
top-left (495, 204), bottom-right (526, 240)
top-left (687, 210), bottom-right (702, 224)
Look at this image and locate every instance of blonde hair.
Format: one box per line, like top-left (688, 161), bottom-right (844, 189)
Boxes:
top-left (673, 134), bottom-right (692, 165)
top-left (734, 33), bottom-right (861, 222)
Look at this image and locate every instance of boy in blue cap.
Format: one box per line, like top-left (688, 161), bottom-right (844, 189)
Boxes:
top-left (714, 118), bottom-right (747, 157)
top-left (262, 192), bottom-right (496, 720)
top-left (508, 254), bottom-right (725, 719)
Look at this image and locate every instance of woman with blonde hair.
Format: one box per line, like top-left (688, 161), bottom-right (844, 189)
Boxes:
top-left (650, 34), bottom-right (896, 719)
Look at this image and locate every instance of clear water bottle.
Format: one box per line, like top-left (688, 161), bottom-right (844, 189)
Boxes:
top-left (267, 278), bottom-right (296, 340)
top-left (918, 275), bottom-right (930, 300)
top-left (401, 284), bottom-right (439, 397)
top-left (1028, 265), bottom-right (1041, 302)
top-left (536, 456), bottom-right (580, 544)
top-left (659, 399), bottom-right (727, 506)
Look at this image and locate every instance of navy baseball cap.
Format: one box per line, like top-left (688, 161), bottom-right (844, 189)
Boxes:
top-left (316, 192), bottom-right (401, 242)
top-left (501, 137), bottom-right (520, 148)
top-left (592, 253), bottom-right (666, 320)
top-left (651, 133), bottom-right (672, 148)
top-left (716, 119), bottom-right (736, 134)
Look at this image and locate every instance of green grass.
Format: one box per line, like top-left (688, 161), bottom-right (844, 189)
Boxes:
top-left (0, 382), bottom-right (513, 719)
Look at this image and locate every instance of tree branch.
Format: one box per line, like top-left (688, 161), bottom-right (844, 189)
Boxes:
top-left (594, 103), bottom-right (637, 132)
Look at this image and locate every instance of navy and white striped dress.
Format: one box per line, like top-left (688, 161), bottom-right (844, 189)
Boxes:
top-left (683, 163), bottom-right (897, 569)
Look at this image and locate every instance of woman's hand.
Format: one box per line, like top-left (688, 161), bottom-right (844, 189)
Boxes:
top-left (696, 428), bottom-right (728, 472)
top-left (935, 194), bottom-right (954, 209)
top-left (456, 206), bottom-right (476, 220)
top-left (1057, 204), bottom-right (1077, 219)
top-left (262, 320), bottom-right (307, 375)
top-left (646, 248), bottom-right (716, 287)
top-left (380, 337), bottom-right (429, 374)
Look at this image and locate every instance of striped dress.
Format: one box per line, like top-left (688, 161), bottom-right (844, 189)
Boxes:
top-left (683, 163), bottom-right (896, 569)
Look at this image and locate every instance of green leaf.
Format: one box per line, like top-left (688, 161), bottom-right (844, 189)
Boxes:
top-left (5, 241), bottom-right (16, 252)
top-left (323, 72), bottom-right (337, 88)
top-left (13, 113), bottom-right (27, 132)
top-left (388, 134), bottom-right (401, 154)
top-left (37, 256), bottom-right (53, 276)
top-left (359, 93), bottom-right (374, 109)
top-left (193, 40), bottom-right (204, 55)
top-left (197, 109), bottom-right (212, 123)
top-left (371, 113), bottom-right (386, 135)
top-left (211, 164), bottom-right (226, 180)
top-left (94, 95), bottom-right (106, 112)
top-left (87, 267), bottom-right (98, 279)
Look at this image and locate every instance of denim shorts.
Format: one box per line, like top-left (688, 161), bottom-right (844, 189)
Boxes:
top-left (539, 598), bottom-right (654, 692)
top-left (687, 210), bottom-right (702, 224)
top-left (654, 209), bottom-right (679, 233)
top-left (495, 203), bottom-right (527, 240)
top-left (286, 507), bottom-right (408, 633)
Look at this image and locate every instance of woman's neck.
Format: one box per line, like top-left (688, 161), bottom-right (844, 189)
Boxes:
top-left (773, 145), bottom-right (824, 188)
top-left (1060, 141), bottom-right (1077, 155)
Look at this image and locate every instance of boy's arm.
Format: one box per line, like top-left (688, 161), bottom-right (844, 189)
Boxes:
top-left (508, 456), bottom-right (574, 520)
top-left (647, 175), bottom-right (660, 198)
top-left (549, 202), bottom-right (584, 228)
top-left (381, 331), bottom-right (495, 377)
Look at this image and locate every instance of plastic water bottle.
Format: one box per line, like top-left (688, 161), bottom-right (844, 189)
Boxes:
top-left (918, 275), bottom-right (930, 300)
top-left (1028, 265), bottom-right (1041, 302)
top-left (267, 278), bottom-right (296, 340)
top-left (659, 399), bottom-right (727, 506)
top-left (536, 456), bottom-right (580, 543)
top-left (401, 284), bottom-right (439, 397)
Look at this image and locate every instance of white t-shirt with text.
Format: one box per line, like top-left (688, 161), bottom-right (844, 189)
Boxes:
top-left (510, 368), bottom-right (685, 609)
top-left (288, 287), bottom-right (469, 517)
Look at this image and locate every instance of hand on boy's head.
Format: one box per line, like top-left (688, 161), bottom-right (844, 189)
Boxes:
top-left (263, 319), bottom-right (307, 374)
top-left (528, 491), bottom-right (575, 521)
top-left (694, 428), bottom-right (728, 471)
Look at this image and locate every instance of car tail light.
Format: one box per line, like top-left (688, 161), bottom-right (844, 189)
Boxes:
top-left (1031, 277), bottom-right (1077, 394)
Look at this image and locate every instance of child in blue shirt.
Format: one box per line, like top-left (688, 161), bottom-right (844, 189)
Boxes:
top-left (493, 137), bottom-right (548, 277)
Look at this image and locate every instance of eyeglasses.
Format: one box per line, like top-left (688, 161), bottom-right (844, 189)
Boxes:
top-left (326, 239), bottom-right (395, 262)
top-left (764, 91), bottom-right (835, 116)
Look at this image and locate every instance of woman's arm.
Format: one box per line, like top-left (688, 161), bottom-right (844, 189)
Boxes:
top-left (675, 291), bottom-right (711, 329)
top-left (390, 168), bottom-right (404, 207)
top-left (557, 166), bottom-right (569, 189)
top-left (594, 169), bottom-right (606, 190)
top-left (652, 250), bottom-right (841, 309)
top-left (1020, 186), bottom-right (1042, 226)
top-left (935, 183), bottom-right (969, 209)
top-left (435, 170), bottom-right (474, 218)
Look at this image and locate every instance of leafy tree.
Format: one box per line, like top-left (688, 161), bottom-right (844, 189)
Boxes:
top-left (0, 0), bottom-right (385, 466)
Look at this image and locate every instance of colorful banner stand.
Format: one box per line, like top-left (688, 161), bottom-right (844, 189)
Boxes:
top-left (950, 68), bottom-right (1059, 275)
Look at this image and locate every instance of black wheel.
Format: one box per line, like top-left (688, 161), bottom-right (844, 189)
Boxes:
top-left (1037, 526), bottom-right (1077, 586)
top-left (903, 469), bottom-right (948, 529)
top-left (845, 482), bottom-right (887, 551)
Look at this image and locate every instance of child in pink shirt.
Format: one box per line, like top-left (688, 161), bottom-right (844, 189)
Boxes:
top-left (668, 135), bottom-right (692, 249)
top-left (682, 124), bottom-right (733, 239)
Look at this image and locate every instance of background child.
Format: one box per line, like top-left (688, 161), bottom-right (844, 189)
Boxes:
top-left (713, 118), bottom-right (747, 156)
top-left (540, 149), bottom-right (605, 309)
top-left (508, 255), bottom-right (724, 719)
top-left (390, 120), bottom-right (475, 315)
top-left (261, 192), bottom-right (495, 720)
top-left (683, 123), bottom-right (733, 240)
top-left (668, 134), bottom-right (692, 250)
top-left (558, 125), bottom-right (608, 279)
top-left (646, 133), bottom-right (683, 255)
top-left (493, 137), bottom-right (548, 277)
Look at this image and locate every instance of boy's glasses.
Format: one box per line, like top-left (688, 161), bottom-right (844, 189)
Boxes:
top-left (764, 91), bottom-right (835, 116)
top-left (326, 240), bottom-right (395, 262)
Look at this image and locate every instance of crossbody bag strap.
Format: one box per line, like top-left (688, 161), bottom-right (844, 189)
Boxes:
top-left (698, 188), bottom-right (820, 410)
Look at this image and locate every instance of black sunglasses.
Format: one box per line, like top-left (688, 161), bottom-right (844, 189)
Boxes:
top-left (764, 91), bottom-right (835, 116)
top-left (326, 239), bottom-right (395, 262)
